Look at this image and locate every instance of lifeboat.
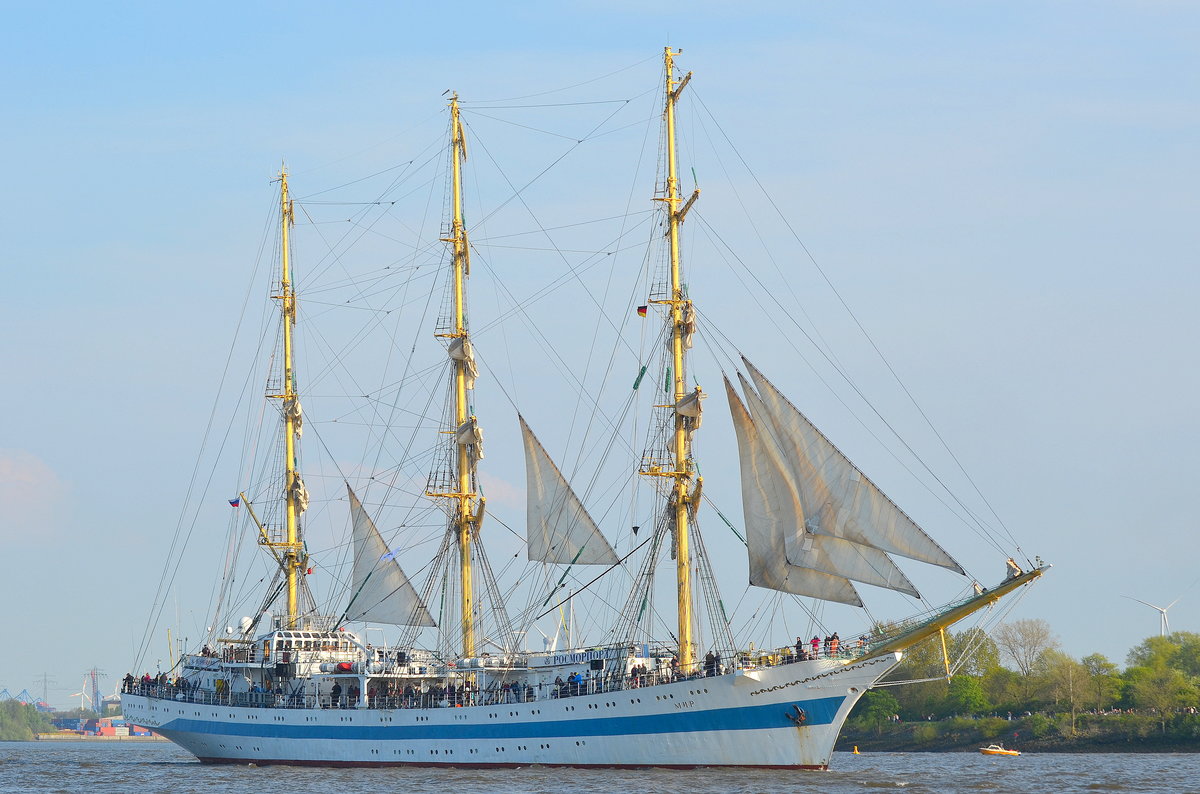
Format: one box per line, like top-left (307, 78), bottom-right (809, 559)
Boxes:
top-left (980, 744), bottom-right (1021, 757)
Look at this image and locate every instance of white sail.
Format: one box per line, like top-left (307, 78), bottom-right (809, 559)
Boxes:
top-left (743, 358), bottom-right (964, 575)
top-left (724, 377), bottom-right (863, 606)
top-left (345, 485), bottom-right (436, 627)
top-left (520, 415), bottom-right (618, 565)
top-left (737, 374), bottom-right (920, 598)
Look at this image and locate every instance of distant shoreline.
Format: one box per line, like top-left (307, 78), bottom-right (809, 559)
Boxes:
top-left (34, 733), bottom-right (167, 742)
top-left (837, 720), bottom-right (1200, 755)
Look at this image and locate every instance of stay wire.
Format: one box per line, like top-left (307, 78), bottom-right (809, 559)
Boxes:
top-left (690, 214), bottom-right (1007, 563)
top-left (133, 186), bottom-right (278, 670)
top-left (692, 89), bottom-right (1025, 563)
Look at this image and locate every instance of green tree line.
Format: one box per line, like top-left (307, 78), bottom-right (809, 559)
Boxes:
top-left (850, 620), bottom-right (1200, 742)
top-left (0, 701), bottom-right (55, 741)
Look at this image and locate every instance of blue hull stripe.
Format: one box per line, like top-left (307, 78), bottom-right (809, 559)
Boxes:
top-left (158, 695), bottom-right (846, 741)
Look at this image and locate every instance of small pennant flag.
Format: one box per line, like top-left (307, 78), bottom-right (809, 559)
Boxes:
top-left (636, 305), bottom-right (648, 317)
top-left (228, 497), bottom-right (241, 508)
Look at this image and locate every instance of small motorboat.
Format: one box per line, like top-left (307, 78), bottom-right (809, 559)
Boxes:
top-left (980, 744), bottom-right (1021, 757)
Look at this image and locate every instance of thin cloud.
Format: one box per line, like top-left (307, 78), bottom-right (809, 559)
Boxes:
top-left (0, 449), bottom-right (68, 545)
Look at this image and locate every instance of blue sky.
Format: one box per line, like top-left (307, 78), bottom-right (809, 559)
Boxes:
top-left (1, 1), bottom-right (1197, 707)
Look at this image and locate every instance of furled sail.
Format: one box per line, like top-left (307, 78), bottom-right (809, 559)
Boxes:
top-left (288, 471), bottom-right (310, 515)
top-left (519, 415), bottom-right (618, 566)
top-left (284, 397), bottom-right (304, 438)
top-left (737, 373), bottom-right (920, 598)
top-left (456, 417), bottom-right (484, 461)
top-left (448, 336), bottom-right (478, 390)
top-left (345, 485), bottom-right (436, 627)
top-left (675, 386), bottom-right (705, 429)
top-left (743, 358), bottom-right (964, 575)
top-left (724, 377), bottom-right (863, 606)
top-left (682, 303), bottom-right (697, 350)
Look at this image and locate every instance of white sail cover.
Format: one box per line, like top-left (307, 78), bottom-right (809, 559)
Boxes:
top-left (724, 377), bottom-right (863, 606)
top-left (448, 336), bottom-right (479, 390)
top-left (743, 358), bottom-right (963, 575)
top-left (520, 415), bottom-right (618, 565)
top-left (737, 374), bottom-right (920, 598)
top-left (345, 486), bottom-right (436, 627)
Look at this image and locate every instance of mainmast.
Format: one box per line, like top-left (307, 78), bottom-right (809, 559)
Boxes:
top-left (648, 48), bottom-right (702, 675)
top-left (431, 94), bottom-right (482, 659)
top-left (270, 167), bottom-right (306, 627)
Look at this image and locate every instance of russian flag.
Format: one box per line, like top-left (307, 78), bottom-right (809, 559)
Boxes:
top-left (228, 497), bottom-right (241, 508)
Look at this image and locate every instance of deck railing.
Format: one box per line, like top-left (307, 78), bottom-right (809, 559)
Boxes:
top-left (124, 640), bottom-right (874, 713)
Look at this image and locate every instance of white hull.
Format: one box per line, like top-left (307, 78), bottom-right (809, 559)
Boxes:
top-left (122, 653), bottom-right (899, 769)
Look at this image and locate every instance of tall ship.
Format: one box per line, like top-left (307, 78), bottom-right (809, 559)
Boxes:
top-left (122, 49), bottom-right (1046, 769)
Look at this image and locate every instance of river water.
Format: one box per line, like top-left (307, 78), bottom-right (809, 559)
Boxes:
top-left (1, 741), bottom-right (1197, 793)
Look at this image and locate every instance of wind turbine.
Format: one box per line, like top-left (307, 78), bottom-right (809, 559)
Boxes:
top-left (68, 675), bottom-right (93, 712)
top-left (1123, 595), bottom-right (1181, 637)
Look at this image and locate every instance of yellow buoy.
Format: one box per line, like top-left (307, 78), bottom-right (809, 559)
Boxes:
top-left (853, 746), bottom-right (860, 754)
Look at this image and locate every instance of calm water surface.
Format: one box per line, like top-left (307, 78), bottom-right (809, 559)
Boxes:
top-left (1, 741), bottom-right (1197, 793)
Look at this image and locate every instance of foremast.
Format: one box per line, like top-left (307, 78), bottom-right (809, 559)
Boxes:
top-left (265, 168), bottom-right (307, 627)
top-left (428, 94), bottom-right (483, 659)
top-left (641, 48), bottom-right (703, 675)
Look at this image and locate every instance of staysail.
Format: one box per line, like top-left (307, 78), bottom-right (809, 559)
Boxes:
top-left (724, 377), bottom-right (863, 606)
top-left (737, 373), bottom-right (920, 597)
top-left (345, 485), bottom-right (436, 627)
top-left (520, 415), bottom-right (618, 566)
top-left (742, 357), bottom-right (963, 574)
